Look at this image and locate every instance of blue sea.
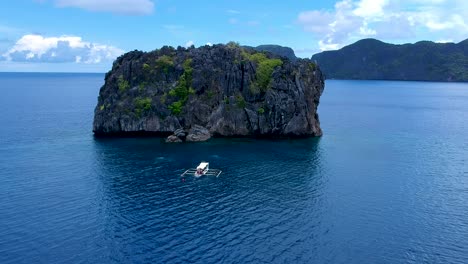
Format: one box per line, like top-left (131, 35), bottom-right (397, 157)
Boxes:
top-left (1, 72), bottom-right (467, 264)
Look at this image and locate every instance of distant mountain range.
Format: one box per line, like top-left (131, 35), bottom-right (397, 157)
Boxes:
top-left (240, 44), bottom-right (297, 61)
top-left (251, 45), bottom-right (297, 62)
top-left (312, 38), bottom-right (468, 82)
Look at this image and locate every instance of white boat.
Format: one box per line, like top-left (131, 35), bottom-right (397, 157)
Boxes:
top-left (195, 162), bottom-right (209, 177)
top-left (180, 162), bottom-right (222, 178)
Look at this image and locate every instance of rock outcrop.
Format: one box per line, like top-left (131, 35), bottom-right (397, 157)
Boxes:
top-left (165, 135), bottom-right (182, 143)
top-left (186, 125), bottom-right (211, 142)
top-left (93, 43), bottom-right (325, 141)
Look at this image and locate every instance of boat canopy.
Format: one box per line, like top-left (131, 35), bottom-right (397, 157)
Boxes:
top-left (197, 162), bottom-right (209, 170)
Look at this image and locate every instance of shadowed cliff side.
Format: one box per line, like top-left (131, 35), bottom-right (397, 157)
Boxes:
top-left (312, 38), bottom-right (468, 82)
top-left (93, 42), bottom-right (324, 141)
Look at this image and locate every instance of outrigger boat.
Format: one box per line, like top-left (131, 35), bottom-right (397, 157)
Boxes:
top-left (180, 162), bottom-right (222, 178)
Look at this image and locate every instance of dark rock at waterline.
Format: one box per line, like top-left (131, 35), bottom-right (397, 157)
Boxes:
top-left (173, 128), bottom-right (186, 139)
top-left (93, 43), bottom-right (324, 141)
top-left (165, 135), bottom-right (182, 143)
top-left (186, 125), bottom-right (211, 142)
top-left (164, 125), bottom-right (210, 143)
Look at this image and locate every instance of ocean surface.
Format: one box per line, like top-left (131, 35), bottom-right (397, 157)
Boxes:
top-left (0, 72), bottom-right (467, 264)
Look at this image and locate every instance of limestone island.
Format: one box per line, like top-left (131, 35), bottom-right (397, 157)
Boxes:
top-left (93, 42), bottom-right (325, 142)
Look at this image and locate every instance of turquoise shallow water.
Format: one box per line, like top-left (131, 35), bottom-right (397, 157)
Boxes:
top-left (0, 73), bottom-right (467, 263)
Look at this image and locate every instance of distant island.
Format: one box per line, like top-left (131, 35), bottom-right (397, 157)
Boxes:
top-left (249, 45), bottom-right (297, 62)
top-left (312, 38), bottom-right (468, 82)
top-left (93, 43), bottom-right (324, 142)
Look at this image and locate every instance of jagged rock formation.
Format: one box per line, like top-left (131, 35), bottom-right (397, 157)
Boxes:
top-left (312, 38), bottom-right (468, 81)
top-left (93, 43), bottom-right (324, 141)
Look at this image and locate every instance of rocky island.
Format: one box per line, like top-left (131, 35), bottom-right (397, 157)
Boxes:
top-left (93, 42), bottom-right (324, 142)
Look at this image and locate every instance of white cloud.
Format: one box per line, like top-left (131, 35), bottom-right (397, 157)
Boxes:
top-left (298, 0), bottom-right (468, 51)
top-left (206, 42), bottom-right (213, 46)
top-left (298, 0), bottom-right (363, 51)
top-left (185, 40), bottom-right (194, 47)
top-left (436, 39), bottom-right (454, 43)
top-left (353, 0), bottom-right (388, 18)
top-left (359, 21), bottom-right (377, 36)
top-left (53, 0), bottom-right (154, 15)
top-left (297, 11), bottom-right (333, 34)
top-left (2, 34), bottom-right (124, 64)
top-left (227, 9), bottom-right (240, 14)
top-left (423, 14), bottom-right (467, 31)
top-left (318, 40), bottom-right (340, 51)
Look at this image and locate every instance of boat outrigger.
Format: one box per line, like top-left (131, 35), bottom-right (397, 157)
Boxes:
top-left (180, 162), bottom-right (222, 178)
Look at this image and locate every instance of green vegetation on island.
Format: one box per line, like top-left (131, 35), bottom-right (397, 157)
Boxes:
top-left (242, 51), bottom-right (283, 93)
top-left (93, 42), bottom-right (325, 140)
top-left (312, 38), bottom-right (468, 82)
top-left (117, 75), bottom-right (130, 92)
top-left (168, 58), bottom-right (195, 115)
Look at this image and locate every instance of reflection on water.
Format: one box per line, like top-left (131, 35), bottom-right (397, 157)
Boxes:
top-left (92, 138), bottom-right (327, 263)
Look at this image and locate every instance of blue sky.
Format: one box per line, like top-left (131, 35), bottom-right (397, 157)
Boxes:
top-left (0, 0), bottom-right (467, 72)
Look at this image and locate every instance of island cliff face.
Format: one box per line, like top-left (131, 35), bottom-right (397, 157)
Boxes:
top-left (93, 43), bottom-right (324, 141)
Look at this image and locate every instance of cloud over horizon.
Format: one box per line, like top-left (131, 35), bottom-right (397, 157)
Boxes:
top-left (2, 34), bottom-right (124, 64)
top-left (53, 0), bottom-right (154, 15)
top-left (298, 0), bottom-right (468, 51)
